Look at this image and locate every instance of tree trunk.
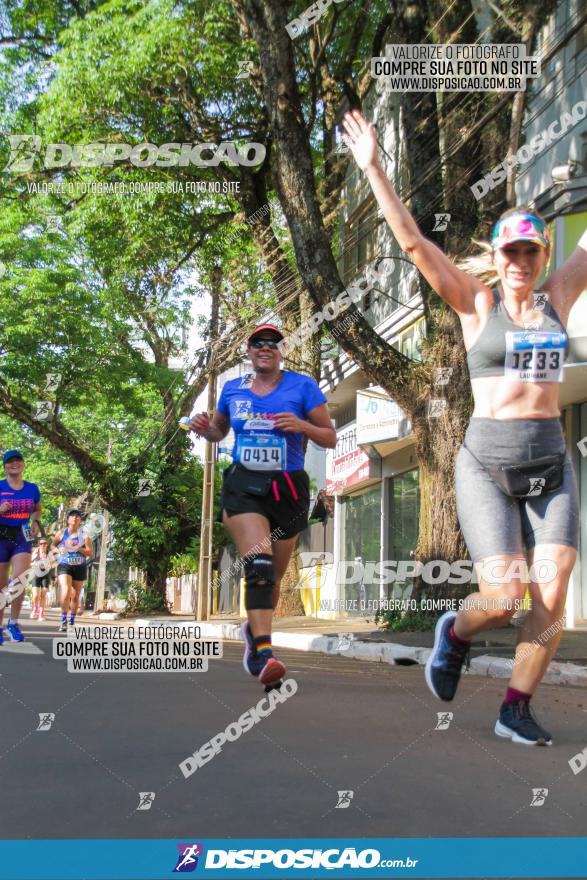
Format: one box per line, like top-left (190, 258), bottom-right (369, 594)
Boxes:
top-left (413, 431), bottom-right (469, 602)
top-left (275, 544), bottom-right (305, 617)
top-left (145, 561), bottom-right (172, 613)
top-left (411, 310), bottom-right (472, 600)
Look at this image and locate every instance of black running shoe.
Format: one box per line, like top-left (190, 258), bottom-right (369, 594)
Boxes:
top-left (495, 700), bottom-right (552, 746)
top-left (425, 611), bottom-right (470, 701)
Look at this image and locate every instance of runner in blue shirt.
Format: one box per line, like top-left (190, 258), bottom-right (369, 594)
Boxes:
top-left (0, 450), bottom-right (42, 644)
top-left (187, 324), bottom-right (336, 689)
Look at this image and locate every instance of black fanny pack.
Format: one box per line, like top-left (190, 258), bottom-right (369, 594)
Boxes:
top-left (0, 524), bottom-right (22, 542)
top-left (464, 442), bottom-right (565, 498)
top-left (225, 463), bottom-right (274, 496)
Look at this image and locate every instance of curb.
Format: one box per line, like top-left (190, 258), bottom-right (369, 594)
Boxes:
top-left (134, 619), bottom-right (587, 688)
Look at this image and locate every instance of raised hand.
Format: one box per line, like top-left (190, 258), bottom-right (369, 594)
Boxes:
top-left (342, 110), bottom-right (380, 172)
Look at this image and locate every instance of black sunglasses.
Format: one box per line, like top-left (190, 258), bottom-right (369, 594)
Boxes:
top-left (250, 338), bottom-right (280, 350)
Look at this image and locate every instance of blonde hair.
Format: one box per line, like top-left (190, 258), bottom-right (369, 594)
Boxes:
top-left (455, 205), bottom-right (549, 285)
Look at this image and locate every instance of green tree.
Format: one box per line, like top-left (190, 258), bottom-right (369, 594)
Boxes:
top-left (0, 0), bottom-right (560, 607)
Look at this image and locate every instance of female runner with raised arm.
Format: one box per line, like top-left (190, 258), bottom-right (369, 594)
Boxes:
top-left (343, 109), bottom-right (587, 746)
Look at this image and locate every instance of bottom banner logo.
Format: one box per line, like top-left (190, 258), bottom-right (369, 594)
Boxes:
top-left (173, 843), bottom-right (204, 873)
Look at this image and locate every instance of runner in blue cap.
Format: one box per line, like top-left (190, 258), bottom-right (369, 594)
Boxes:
top-left (51, 510), bottom-right (94, 632)
top-left (0, 450), bottom-right (42, 643)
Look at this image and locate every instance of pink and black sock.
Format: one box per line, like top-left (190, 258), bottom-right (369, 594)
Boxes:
top-left (448, 625), bottom-right (471, 648)
top-left (254, 635), bottom-right (272, 658)
top-left (502, 686), bottom-right (532, 708)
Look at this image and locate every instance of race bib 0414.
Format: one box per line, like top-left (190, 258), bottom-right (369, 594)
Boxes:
top-left (235, 434), bottom-right (287, 471)
top-left (504, 331), bottom-right (566, 383)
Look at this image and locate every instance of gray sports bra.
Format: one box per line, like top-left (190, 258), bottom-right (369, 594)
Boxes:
top-left (466, 288), bottom-right (568, 380)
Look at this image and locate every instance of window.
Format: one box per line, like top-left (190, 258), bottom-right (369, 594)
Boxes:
top-left (577, 21), bottom-right (587, 54)
top-left (396, 318), bottom-right (426, 363)
top-left (386, 468), bottom-right (420, 601)
top-left (342, 197), bottom-right (378, 286)
top-left (340, 484), bottom-right (382, 613)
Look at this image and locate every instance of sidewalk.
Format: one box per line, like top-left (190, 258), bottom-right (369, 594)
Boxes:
top-left (128, 613), bottom-right (587, 688)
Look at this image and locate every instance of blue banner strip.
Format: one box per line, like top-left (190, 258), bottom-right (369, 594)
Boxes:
top-left (1, 837), bottom-right (587, 879)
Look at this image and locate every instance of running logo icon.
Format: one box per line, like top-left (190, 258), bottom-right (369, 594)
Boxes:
top-left (173, 843), bottom-right (204, 872)
top-left (335, 790), bottom-right (354, 809)
top-left (434, 367), bottom-right (453, 386)
top-left (233, 399), bottom-right (252, 419)
top-left (427, 399), bottom-right (447, 418)
top-left (236, 60), bottom-right (254, 80)
top-left (44, 373), bottom-right (62, 394)
top-left (527, 477), bottom-right (546, 496)
top-left (432, 213), bottom-right (451, 232)
top-left (299, 551), bottom-right (333, 569)
top-left (4, 134), bottom-right (42, 171)
top-left (530, 788), bottom-right (548, 806)
top-left (136, 792), bottom-right (155, 811)
top-left (36, 713), bottom-right (55, 731)
top-left (435, 711), bottom-right (453, 730)
top-left (33, 401), bottom-right (55, 421)
top-left (335, 633), bottom-right (355, 652)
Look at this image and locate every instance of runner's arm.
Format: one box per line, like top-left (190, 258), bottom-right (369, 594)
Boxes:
top-left (31, 501), bottom-right (42, 539)
top-left (343, 110), bottom-right (479, 315)
top-left (80, 535), bottom-right (94, 559)
top-left (51, 530), bottom-right (63, 550)
top-left (365, 166), bottom-right (479, 314)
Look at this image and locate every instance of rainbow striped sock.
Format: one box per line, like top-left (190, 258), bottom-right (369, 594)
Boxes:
top-left (253, 635), bottom-right (272, 657)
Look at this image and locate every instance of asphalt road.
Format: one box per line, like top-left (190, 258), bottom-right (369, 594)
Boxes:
top-left (1, 611), bottom-right (587, 858)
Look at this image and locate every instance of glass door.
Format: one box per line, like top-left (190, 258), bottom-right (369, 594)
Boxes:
top-left (340, 483), bottom-right (382, 614)
top-left (387, 468), bottom-right (420, 601)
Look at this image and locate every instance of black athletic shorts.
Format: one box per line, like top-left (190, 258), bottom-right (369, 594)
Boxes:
top-left (32, 573), bottom-right (51, 589)
top-left (220, 464), bottom-right (310, 540)
top-left (57, 562), bottom-right (87, 581)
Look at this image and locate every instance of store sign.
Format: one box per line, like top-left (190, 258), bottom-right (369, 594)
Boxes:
top-left (326, 422), bottom-right (376, 493)
top-left (356, 390), bottom-right (410, 444)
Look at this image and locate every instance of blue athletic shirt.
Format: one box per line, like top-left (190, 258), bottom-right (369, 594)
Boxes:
top-left (0, 479), bottom-right (41, 527)
top-left (58, 527), bottom-right (87, 566)
top-left (217, 370), bottom-right (327, 472)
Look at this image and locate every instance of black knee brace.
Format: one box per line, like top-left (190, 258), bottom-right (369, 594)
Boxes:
top-left (244, 554), bottom-right (275, 610)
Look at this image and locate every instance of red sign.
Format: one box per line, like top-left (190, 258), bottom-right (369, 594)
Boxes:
top-left (326, 424), bottom-right (371, 493)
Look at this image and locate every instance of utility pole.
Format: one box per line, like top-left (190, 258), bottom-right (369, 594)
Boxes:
top-left (197, 270), bottom-right (220, 621)
top-left (94, 436), bottom-right (112, 615)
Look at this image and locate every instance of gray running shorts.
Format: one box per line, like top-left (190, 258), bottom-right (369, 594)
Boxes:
top-left (456, 417), bottom-right (579, 562)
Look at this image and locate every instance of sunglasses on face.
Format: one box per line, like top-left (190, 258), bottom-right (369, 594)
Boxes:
top-left (250, 338), bottom-right (280, 350)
